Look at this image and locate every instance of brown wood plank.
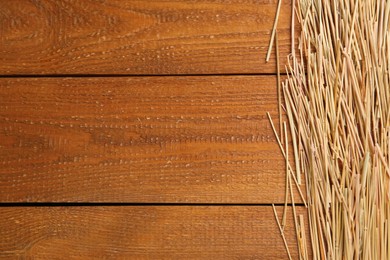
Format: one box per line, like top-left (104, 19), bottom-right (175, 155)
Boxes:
top-left (0, 0), bottom-right (292, 75)
top-left (0, 206), bottom-right (306, 259)
top-left (0, 76), bottom-right (302, 203)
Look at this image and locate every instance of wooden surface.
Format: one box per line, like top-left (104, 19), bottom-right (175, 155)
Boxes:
top-left (0, 0), bottom-right (292, 75)
top-left (0, 0), bottom-right (308, 258)
top-left (0, 76), bottom-right (300, 203)
top-left (0, 206), bottom-right (304, 259)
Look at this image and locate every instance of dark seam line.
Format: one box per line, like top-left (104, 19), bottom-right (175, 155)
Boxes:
top-left (0, 73), bottom-right (285, 78)
top-left (0, 202), bottom-right (305, 207)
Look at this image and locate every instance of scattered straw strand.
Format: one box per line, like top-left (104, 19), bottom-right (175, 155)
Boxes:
top-left (272, 204), bottom-right (293, 260)
top-left (266, 0), bottom-right (283, 62)
top-left (276, 31), bottom-right (283, 143)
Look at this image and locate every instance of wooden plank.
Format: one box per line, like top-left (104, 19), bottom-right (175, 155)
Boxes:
top-left (0, 0), bottom-right (292, 75)
top-left (0, 206), bottom-right (307, 259)
top-left (0, 76), bottom-right (302, 203)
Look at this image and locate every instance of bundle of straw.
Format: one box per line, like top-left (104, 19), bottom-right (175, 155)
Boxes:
top-left (270, 0), bottom-right (390, 259)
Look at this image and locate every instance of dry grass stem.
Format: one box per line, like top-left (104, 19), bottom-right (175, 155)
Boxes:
top-left (272, 204), bottom-right (293, 260)
top-left (266, 0), bottom-right (283, 62)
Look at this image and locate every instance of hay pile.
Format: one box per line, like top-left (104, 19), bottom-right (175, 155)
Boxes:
top-left (270, 0), bottom-right (390, 258)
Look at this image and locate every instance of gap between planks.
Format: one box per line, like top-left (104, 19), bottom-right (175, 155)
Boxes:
top-left (0, 73), bottom-right (287, 78)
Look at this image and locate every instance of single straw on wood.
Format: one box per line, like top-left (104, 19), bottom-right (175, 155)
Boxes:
top-left (267, 0), bottom-right (390, 259)
top-left (276, 32), bottom-right (283, 143)
top-left (266, 0), bottom-right (282, 62)
top-left (272, 204), bottom-right (293, 260)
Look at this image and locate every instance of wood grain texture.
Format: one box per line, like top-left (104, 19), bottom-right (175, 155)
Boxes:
top-left (0, 0), bottom-right (292, 75)
top-left (0, 76), bottom-right (303, 203)
top-left (0, 206), bottom-right (306, 259)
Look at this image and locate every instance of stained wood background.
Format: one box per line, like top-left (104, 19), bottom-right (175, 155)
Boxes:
top-left (1, 206), bottom-right (307, 259)
top-left (0, 76), bottom-right (302, 203)
top-left (0, 0), bottom-right (307, 258)
top-left (0, 0), bottom-right (292, 75)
